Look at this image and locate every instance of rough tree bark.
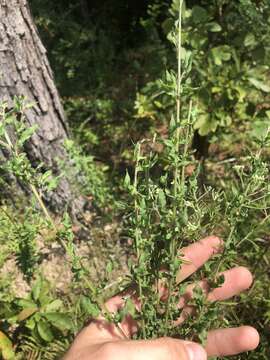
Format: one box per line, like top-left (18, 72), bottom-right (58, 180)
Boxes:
top-left (0, 0), bottom-right (85, 216)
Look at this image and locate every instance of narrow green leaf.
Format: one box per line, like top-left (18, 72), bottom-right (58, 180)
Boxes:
top-left (124, 171), bottom-right (131, 188)
top-left (17, 307), bottom-right (38, 321)
top-left (32, 277), bottom-right (42, 302)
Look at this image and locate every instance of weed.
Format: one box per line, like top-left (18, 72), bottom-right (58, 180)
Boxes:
top-left (122, 0), bottom-right (270, 348)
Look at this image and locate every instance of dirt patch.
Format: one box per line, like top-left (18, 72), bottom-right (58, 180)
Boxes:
top-left (0, 219), bottom-right (130, 298)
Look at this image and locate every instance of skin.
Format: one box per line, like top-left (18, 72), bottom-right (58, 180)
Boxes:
top-left (63, 236), bottom-right (260, 360)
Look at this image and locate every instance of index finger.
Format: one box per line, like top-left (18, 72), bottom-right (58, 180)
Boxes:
top-left (176, 236), bottom-right (223, 283)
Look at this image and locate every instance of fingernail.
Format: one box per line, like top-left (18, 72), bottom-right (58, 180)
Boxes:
top-left (185, 343), bottom-right (207, 360)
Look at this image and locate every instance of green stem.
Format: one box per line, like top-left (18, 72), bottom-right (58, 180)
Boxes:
top-left (134, 143), bottom-right (146, 339)
top-left (30, 183), bottom-right (53, 224)
top-left (181, 100), bottom-right (192, 188)
top-left (164, 0), bottom-right (183, 334)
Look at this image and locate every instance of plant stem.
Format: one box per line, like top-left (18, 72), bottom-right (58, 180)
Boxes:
top-left (181, 100), bottom-right (192, 188)
top-left (30, 183), bottom-right (53, 224)
top-left (134, 142), bottom-right (146, 338)
top-left (164, 0), bottom-right (183, 334)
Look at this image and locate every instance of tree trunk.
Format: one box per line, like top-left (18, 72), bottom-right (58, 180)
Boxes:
top-left (0, 0), bottom-right (85, 216)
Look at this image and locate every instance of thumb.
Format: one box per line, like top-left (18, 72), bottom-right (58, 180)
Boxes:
top-left (112, 337), bottom-right (207, 360)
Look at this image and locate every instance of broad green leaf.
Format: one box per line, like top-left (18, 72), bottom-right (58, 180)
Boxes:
top-left (248, 78), bottom-right (270, 93)
top-left (44, 312), bottom-right (73, 331)
top-left (194, 114), bottom-right (218, 136)
top-left (250, 120), bottom-right (270, 140)
top-left (244, 33), bottom-right (256, 47)
top-left (80, 296), bottom-right (100, 317)
top-left (190, 33), bottom-right (207, 48)
top-left (0, 331), bottom-right (15, 360)
top-left (37, 321), bottom-right (54, 342)
top-left (211, 46), bottom-right (231, 66)
top-left (162, 18), bottom-right (174, 35)
top-left (45, 175), bottom-right (59, 191)
top-left (17, 299), bottom-right (37, 308)
top-left (192, 6), bottom-right (208, 23)
top-left (206, 22), bottom-right (222, 32)
top-left (44, 299), bottom-right (63, 312)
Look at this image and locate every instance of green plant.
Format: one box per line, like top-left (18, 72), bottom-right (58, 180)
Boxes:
top-left (124, 2), bottom-right (221, 340)
top-left (11, 277), bottom-right (73, 343)
top-left (135, 0), bottom-right (270, 139)
top-left (62, 139), bottom-right (114, 211)
top-left (121, 1), bottom-right (270, 351)
top-left (0, 99), bottom-right (88, 358)
top-left (0, 97), bottom-right (58, 223)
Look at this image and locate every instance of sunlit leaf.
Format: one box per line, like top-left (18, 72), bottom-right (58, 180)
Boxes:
top-left (0, 331), bottom-right (15, 360)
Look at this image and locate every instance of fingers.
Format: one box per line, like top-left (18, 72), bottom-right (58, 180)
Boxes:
top-left (176, 236), bottom-right (223, 283)
top-left (64, 326), bottom-right (259, 360)
top-left (178, 266), bottom-right (253, 308)
top-left (174, 266), bottom-right (253, 325)
top-left (206, 326), bottom-right (260, 357)
top-left (109, 337), bottom-right (207, 360)
top-left (207, 266), bottom-right (253, 301)
top-left (88, 264), bottom-right (253, 342)
top-left (93, 236), bottom-right (225, 339)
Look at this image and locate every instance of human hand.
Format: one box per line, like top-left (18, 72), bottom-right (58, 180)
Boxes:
top-left (63, 236), bottom-right (259, 360)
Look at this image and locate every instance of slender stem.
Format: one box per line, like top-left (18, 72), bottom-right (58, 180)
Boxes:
top-left (134, 143), bottom-right (141, 259)
top-left (134, 143), bottom-right (146, 338)
top-left (30, 183), bottom-right (53, 224)
top-left (164, 0), bottom-right (183, 333)
top-left (181, 100), bottom-right (192, 188)
top-left (236, 213), bottom-right (270, 248)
